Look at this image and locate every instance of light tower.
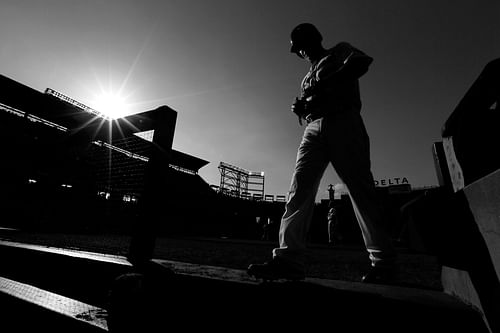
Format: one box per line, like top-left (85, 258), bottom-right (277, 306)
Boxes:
top-left (218, 161), bottom-right (264, 199)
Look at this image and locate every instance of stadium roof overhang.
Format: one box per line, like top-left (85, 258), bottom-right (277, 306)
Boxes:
top-left (0, 74), bottom-right (209, 173)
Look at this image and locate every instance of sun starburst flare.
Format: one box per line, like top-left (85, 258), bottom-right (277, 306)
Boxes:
top-left (92, 91), bottom-right (130, 119)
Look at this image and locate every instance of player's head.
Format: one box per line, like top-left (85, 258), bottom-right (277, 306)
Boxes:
top-left (290, 23), bottom-right (323, 58)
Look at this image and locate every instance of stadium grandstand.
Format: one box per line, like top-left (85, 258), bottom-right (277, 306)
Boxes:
top-left (0, 74), bottom-right (217, 232)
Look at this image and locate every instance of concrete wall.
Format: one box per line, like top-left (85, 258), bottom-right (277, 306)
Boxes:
top-left (440, 137), bottom-right (500, 333)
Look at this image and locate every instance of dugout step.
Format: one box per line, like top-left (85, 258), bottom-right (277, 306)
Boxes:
top-left (0, 240), bottom-right (133, 308)
top-left (0, 240), bottom-right (490, 332)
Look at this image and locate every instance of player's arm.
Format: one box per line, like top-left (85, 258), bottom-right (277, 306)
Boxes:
top-left (305, 43), bottom-right (373, 100)
top-left (318, 42), bottom-right (373, 85)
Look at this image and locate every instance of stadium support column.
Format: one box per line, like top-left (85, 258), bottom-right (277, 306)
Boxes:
top-left (128, 106), bottom-right (177, 269)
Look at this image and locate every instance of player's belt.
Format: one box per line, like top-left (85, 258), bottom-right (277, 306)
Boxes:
top-left (305, 112), bottom-right (325, 123)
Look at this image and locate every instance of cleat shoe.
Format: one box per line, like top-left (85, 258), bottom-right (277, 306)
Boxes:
top-left (247, 257), bottom-right (305, 281)
top-left (361, 265), bottom-right (397, 285)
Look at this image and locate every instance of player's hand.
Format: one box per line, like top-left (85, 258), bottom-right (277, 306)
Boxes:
top-left (291, 97), bottom-right (307, 117)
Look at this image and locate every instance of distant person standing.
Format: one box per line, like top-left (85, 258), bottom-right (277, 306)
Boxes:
top-left (248, 23), bottom-right (396, 284)
top-left (261, 217), bottom-right (273, 241)
top-left (327, 203), bottom-right (343, 246)
top-left (327, 185), bottom-right (342, 245)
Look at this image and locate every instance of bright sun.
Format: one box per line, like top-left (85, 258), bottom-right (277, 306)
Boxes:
top-left (93, 92), bottom-right (130, 119)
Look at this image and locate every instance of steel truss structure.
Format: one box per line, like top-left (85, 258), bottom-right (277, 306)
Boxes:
top-left (218, 161), bottom-right (264, 199)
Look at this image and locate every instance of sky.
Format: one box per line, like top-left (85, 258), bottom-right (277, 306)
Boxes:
top-left (1, 0), bottom-right (499, 201)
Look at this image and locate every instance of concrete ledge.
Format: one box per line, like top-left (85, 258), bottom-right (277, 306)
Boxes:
top-left (463, 169), bottom-right (500, 274)
top-left (436, 135), bottom-right (500, 333)
top-left (0, 239), bottom-right (132, 265)
top-left (0, 276), bottom-right (106, 332)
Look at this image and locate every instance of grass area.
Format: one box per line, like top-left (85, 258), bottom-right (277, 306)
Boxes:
top-left (0, 230), bottom-right (443, 291)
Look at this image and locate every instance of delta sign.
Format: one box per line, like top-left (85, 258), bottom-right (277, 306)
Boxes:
top-left (374, 177), bottom-right (409, 187)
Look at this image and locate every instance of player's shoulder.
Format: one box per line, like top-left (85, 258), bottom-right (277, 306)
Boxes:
top-left (319, 42), bottom-right (353, 66)
top-left (332, 41), bottom-right (353, 49)
top-left (328, 42), bottom-right (355, 56)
